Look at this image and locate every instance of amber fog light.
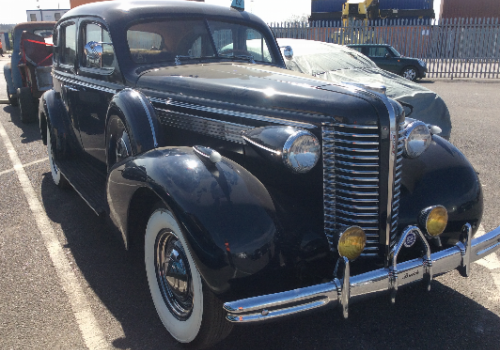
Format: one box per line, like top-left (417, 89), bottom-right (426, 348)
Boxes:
top-left (338, 226), bottom-right (366, 261)
top-left (419, 205), bottom-right (448, 237)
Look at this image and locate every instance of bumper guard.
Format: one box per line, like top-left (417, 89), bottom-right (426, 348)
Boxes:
top-left (223, 224), bottom-right (500, 323)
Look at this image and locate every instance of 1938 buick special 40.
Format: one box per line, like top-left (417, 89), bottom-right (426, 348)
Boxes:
top-left (39, 1), bottom-right (500, 348)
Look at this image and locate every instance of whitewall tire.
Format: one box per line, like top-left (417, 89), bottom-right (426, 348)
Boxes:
top-left (145, 207), bottom-right (232, 347)
top-left (47, 124), bottom-right (68, 188)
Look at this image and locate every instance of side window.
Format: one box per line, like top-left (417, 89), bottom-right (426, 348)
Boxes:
top-left (30, 14), bottom-right (37, 21)
top-left (367, 47), bottom-right (387, 57)
top-left (82, 23), bottom-right (115, 69)
top-left (54, 13), bottom-right (61, 21)
top-left (61, 23), bottom-right (76, 65)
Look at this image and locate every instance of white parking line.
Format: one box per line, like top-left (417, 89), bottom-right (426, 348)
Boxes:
top-left (0, 120), bottom-right (109, 350)
top-left (0, 157), bottom-right (49, 176)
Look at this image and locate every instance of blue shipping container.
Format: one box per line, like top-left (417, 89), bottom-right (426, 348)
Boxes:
top-left (379, 0), bottom-right (433, 10)
top-left (311, 0), bottom-right (346, 13)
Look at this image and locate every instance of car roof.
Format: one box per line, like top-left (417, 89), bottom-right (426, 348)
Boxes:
top-left (60, 0), bottom-right (265, 26)
top-left (14, 22), bottom-right (56, 31)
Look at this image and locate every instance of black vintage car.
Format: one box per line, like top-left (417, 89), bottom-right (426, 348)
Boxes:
top-left (40, 1), bottom-right (500, 348)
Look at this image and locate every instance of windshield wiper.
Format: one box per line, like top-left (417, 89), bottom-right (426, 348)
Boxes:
top-left (175, 55), bottom-right (216, 66)
top-left (218, 53), bottom-right (255, 64)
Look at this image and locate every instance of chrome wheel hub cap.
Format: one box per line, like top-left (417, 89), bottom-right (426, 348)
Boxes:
top-left (155, 230), bottom-right (194, 320)
top-left (404, 69), bottom-right (416, 80)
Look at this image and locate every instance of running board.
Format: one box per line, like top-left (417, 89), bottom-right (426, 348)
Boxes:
top-left (57, 158), bottom-right (108, 216)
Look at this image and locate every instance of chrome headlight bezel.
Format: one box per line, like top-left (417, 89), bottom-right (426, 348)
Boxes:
top-left (282, 130), bottom-right (321, 173)
top-left (403, 120), bottom-right (432, 158)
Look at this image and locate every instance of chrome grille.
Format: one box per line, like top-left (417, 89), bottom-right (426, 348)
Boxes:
top-left (389, 121), bottom-right (405, 249)
top-left (322, 123), bottom-right (381, 257)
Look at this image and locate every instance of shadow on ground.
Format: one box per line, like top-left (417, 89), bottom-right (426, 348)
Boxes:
top-left (3, 104), bottom-right (40, 143)
top-left (40, 173), bottom-right (500, 350)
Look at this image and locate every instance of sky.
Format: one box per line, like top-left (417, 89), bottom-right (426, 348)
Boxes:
top-left (0, 0), bottom-right (442, 25)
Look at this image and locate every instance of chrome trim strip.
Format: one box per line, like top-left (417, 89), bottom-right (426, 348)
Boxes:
top-left (53, 72), bottom-right (117, 94)
top-left (332, 123), bottom-right (378, 129)
top-left (242, 135), bottom-right (280, 154)
top-left (223, 224), bottom-right (500, 323)
top-left (136, 91), bottom-right (158, 148)
top-left (149, 96), bottom-right (316, 130)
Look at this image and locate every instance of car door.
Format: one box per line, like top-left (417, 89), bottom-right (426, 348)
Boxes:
top-left (54, 20), bottom-right (85, 151)
top-left (366, 46), bottom-right (399, 74)
top-left (73, 19), bottom-right (123, 164)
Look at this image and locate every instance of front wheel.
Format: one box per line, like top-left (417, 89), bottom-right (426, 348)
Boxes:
top-left (47, 124), bottom-right (69, 188)
top-left (402, 66), bottom-right (418, 81)
top-left (145, 207), bottom-right (233, 348)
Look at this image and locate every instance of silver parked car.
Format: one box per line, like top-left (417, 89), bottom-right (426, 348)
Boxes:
top-left (277, 38), bottom-right (451, 139)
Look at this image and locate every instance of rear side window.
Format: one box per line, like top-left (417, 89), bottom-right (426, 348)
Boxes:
top-left (61, 24), bottom-right (76, 65)
top-left (367, 47), bottom-right (388, 57)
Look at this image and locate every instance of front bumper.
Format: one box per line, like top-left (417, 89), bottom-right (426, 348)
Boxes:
top-left (224, 224), bottom-right (500, 323)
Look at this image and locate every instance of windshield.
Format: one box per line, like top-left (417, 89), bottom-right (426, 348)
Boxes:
top-left (127, 19), bottom-right (275, 65)
top-left (34, 29), bottom-right (54, 44)
top-left (278, 39), bottom-right (376, 76)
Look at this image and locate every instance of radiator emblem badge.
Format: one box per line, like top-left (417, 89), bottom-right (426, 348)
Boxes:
top-left (403, 231), bottom-right (417, 248)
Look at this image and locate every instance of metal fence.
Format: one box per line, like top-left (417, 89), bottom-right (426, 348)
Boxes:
top-left (269, 18), bottom-right (500, 79)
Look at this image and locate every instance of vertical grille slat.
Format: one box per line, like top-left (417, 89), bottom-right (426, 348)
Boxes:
top-left (389, 122), bottom-right (406, 250)
top-left (322, 123), bottom-right (381, 256)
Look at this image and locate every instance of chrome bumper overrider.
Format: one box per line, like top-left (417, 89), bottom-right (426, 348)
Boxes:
top-left (223, 224), bottom-right (500, 323)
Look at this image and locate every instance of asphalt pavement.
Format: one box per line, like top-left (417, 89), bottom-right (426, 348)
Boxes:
top-left (0, 55), bottom-right (499, 350)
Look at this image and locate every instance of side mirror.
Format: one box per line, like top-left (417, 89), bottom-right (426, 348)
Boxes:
top-left (282, 46), bottom-right (293, 60)
top-left (84, 41), bottom-right (103, 68)
top-left (385, 53), bottom-right (391, 59)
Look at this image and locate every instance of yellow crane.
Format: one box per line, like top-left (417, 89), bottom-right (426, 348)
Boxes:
top-left (342, 0), bottom-right (380, 26)
top-left (341, 0), bottom-right (435, 26)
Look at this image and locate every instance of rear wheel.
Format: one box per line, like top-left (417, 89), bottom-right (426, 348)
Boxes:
top-left (6, 88), bottom-right (18, 106)
top-left (145, 207), bottom-right (233, 348)
top-left (47, 124), bottom-right (69, 188)
top-left (17, 87), bottom-right (37, 123)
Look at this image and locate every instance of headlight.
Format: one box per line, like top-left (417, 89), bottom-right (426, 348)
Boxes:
top-left (282, 130), bottom-right (320, 173)
top-left (338, 226), bottom-right (366, 261)
top-left (419, 205), bottom-right (448, 237)
top-left (418, 59), bottom-right (426, 67)
top-left (403, 120), bottom-right (431, 158)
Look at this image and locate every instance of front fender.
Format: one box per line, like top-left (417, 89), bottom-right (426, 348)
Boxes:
top-left (107, 147), bottom-right (279, 294)
top-left (3, 63), bottom-right (16, 96)
top-left (399, 136), bottom-right (483, 246)
top-left (106, 89), bottom-right (161, 156)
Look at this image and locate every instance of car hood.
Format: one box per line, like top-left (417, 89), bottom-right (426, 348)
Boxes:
top-left (313, 67), bottom-right (451, 138)
top-left (135, 62), bottom-right (392, 127)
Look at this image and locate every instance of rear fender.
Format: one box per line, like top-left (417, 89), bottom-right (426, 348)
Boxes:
top-left (3, 63), bottom-right (16, 96)
top-left (107, 146), bottom-right (279, 294)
